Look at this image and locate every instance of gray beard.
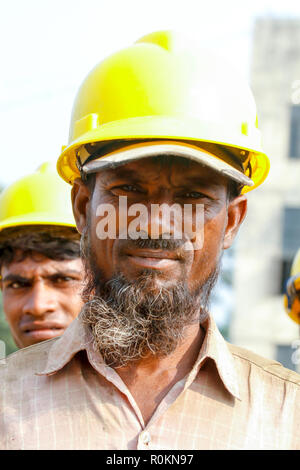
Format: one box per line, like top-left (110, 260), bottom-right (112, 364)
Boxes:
top-left (80, 229), bottom-right (220, 368)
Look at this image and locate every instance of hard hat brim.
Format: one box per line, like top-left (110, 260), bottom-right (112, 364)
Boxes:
top-left (57, 116), bottom-right (268, 192)
top-left (81, 141), bottom-right (254, 187)
top-left (0, 213), bottom-right (76, 232)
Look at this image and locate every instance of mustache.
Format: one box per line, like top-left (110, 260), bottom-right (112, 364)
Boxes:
top-left (120, 234), bottom-right (186, 251)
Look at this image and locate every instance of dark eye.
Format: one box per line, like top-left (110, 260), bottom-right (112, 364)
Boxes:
top-left (111, 184), bottom-right (144, 194)
top-left (183, 191), bottom-right (206, 199)
top-left (9, 281), bottom-right (28, 289)
top-left (53, 276), bottom-right (74, 284)
top-left (118, 185), bottom-right (139, 192)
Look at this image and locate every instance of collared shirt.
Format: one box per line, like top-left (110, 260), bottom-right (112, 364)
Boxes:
top-left (0, 313), bottom-right (300, 450)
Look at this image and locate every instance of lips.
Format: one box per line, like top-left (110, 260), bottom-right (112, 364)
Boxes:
top-left (126, 248), bottom-right (180, 259)
top-left (124, 248), bottom-right (182, 269)
top-left (20, 322), bottom-right (66, 340)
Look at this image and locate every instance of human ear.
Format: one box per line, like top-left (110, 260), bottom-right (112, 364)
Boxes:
top-left (71, 178), bottom-right (91, 234)
top-left (223, 195), bottom-right (247, 250)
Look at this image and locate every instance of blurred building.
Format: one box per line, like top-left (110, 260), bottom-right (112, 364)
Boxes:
top-left (230, 17), bottom-right (300, 372)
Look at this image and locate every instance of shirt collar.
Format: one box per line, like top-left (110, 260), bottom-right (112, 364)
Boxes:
top-left (184, 315), bottom-right (241, 400)
top-left (36, 312), bottom-right (240, 400)
top-left (36, 314), bottom-right (91, 376)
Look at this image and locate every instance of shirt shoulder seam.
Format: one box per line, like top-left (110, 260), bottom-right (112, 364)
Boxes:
top-left (6, 336), bottom-right (59, 359)
top-left (230, 348), bottom-right (300, 386)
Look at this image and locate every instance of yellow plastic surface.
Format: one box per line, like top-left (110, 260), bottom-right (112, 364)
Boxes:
top-left (0, 162), bottom-right (76, 231)
top-left (284, 249), bottom-right (300, 324)
top-left (57, 30), bottom-right (270, 193)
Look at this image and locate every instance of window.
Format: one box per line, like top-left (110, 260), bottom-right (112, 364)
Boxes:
top-left (276, 344), bottom-right (296, 371)
top-left (280, 258), bottom-right (293, 294)
top-left (289, 105), bottom-right (300, 159)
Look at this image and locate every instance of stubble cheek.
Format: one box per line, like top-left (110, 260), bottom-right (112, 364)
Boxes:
top-left (62, 287), bottom-right (84, 318)
top-left (88, 190), bottom-right (123, 280)
top-left (189, 217), bottom-right (225, 286)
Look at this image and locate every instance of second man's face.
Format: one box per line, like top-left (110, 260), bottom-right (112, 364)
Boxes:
top-left (1, 253), bottom-right (84, 348)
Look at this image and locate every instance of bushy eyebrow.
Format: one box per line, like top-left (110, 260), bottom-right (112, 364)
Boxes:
top-left (48, 270), bottom-right (82, 280)
top-left (104, 169), bottom-right (225, 188)
top-left (2, 274), bottom-right (30, 284)
top-left (177, 176), bottom-right (225, 189)
top-left (104, 168), bottom-right (148, 184)
top-left (2, 270), bottom-right (82, 284)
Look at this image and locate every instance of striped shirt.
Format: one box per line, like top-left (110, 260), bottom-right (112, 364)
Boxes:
top-left (1, 313), bottom-right (300, 450)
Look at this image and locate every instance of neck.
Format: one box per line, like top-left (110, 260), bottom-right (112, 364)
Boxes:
top-left (114, 321), bottom-right (205, 424)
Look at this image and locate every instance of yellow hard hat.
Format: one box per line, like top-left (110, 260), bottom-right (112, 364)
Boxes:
top-left (0, 161), bottom-right (76, 232)
top-left (57, 30), bottom-right (270, 193)
top-left (284, 249), bottom-right (300, 324)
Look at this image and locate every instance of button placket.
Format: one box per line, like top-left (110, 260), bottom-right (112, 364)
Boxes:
top-left (138, 430), bottom-right (151, 448)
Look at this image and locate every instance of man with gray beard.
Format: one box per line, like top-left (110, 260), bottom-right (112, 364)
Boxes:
top-left (80, 230), bottom-right (220, 369)
top-left (1, 31), bottom-right (300, 450)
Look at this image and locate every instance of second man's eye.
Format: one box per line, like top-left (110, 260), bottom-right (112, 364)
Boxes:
top-left (53, 276), bottom-right (74, 284)
top-left (9, 281), bottom-right (28, 289)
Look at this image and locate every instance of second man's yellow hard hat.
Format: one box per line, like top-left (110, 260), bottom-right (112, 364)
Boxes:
top-left (0, 161), bottom-right (76, 233)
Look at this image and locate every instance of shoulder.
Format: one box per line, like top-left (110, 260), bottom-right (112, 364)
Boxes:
top-left (0, 337), bottom-right (59, 381)
top-left (227, 342), bottom-right (300, 387)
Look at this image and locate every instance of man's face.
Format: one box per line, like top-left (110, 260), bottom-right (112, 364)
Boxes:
top-left (1, 253), bottom-right (84, 348)
top-left (74, 157), bottom-right (247, 293)
top-left (72, 156), bottom-right (247, 366)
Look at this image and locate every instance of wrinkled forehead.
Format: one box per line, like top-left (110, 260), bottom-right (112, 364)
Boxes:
top-left (95, 154), bottom-right (229, 188)
top-left (1, 253), bottom-right (82, 278)
top-left (0, 249), bottom-right (47, 277)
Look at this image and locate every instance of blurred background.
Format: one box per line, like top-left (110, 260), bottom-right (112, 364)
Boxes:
top-left (1, 0), bottom-right (300, 370)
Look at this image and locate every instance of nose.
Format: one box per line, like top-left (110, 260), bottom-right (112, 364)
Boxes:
top-left (22, 281), bottom-right (57, 318)
top-left (145, 198), bottom-right (183, 240)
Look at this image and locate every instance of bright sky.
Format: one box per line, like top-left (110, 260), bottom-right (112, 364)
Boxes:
top-left (1, 0), bottom-right (300, 187)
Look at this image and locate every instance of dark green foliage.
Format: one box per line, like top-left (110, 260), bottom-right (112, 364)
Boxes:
top-left (0, 293), bottom-right (18, 357)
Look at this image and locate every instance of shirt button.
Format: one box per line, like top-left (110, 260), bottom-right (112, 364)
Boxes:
top-left (141, 431), bottom-right (151, 445)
